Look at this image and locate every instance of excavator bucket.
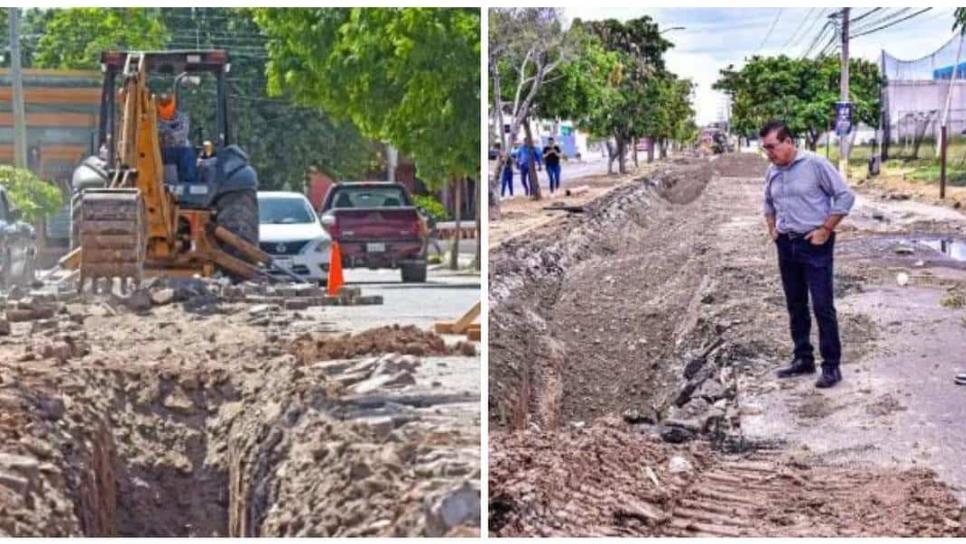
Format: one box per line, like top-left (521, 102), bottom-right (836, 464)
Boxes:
top-left (76, 189), bottom-right (145, 292)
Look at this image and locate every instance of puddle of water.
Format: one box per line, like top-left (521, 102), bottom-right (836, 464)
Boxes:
top-left (913, 239), bottom-right (966, 262)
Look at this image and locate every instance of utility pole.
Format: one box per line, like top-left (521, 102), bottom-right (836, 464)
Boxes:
top-left (8, 8), bottom-right (28, 169)
top-left (939, 33), bottom-right (964, 200)
top-left (837, 7), bottom-right (850, 178)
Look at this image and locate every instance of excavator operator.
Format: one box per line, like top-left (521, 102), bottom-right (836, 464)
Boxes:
top-left (157, 93), bottom-right (197, 184)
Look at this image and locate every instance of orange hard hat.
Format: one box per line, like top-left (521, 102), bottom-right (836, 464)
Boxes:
top-left (157, 93), bottom-right (175, 121)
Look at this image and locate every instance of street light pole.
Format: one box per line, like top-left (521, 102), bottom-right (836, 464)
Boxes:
top-left (9, 8), bottom-right (28, 169)
top-left (838, 8), bottom-right (850, 177)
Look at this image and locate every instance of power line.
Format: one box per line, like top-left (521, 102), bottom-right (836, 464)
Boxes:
top-left (852, 8), bottom-right (932, 39)
top-left (850, 8), bottom-right (920, 35)
top-left (850, 7), bottom-right (883, 24)
top-left (782, 8), bottom-right (815, 48)
top-left (788, 8), bottom-right (827, 51)
top-left (756, 8), bottom-right (784, 54)
top-left (800, 21), bottom-right (832, 59)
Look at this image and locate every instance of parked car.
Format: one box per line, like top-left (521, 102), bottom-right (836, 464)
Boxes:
top-left (0, 186), bottom-right (38, 288)
top-left (319, 182), bottom-right (428, 283)
top-left (257, 192), bottom-right (331, 284)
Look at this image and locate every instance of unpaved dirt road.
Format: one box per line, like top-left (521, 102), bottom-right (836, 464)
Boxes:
top-left (0, 270), bottom-right (480, 537)
top-left (488, 153), bottom-right (966, 537)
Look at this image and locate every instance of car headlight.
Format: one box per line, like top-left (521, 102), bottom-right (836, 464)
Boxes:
top-left (313, 239), bottom-right (331, 253)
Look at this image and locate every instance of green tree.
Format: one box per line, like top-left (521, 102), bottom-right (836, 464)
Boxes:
top-left (32, 8), bottom-right (168, 69)
top-left (0, 166), bottom-right (62, 223)
top-left (576, 16), bottom-right (674, 173)
top-left (158, 8), bottom-right (379, 190)
top-left (255, 8), bottom-right (480, 269)
top-left (714, 55), bottom-right (880, 150)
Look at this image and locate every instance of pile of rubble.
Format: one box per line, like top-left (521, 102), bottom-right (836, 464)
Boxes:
top-left (0, 275), bottom-right (479, 536)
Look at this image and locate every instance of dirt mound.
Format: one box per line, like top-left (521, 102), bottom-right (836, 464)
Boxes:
top-left (490, 421), bottom-right (966, 537)
top-left (488, 159), bottom-right (715, 431)
top-left (292, 325), bottom-right (475, 364)
top-left (712, 152), bottom-right (770, 178)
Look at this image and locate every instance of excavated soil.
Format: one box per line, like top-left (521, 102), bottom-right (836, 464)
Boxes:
top-left (291, 324), bottom-right (476, 363)
top-left (490, 419), bottom-right (965, 537)
top-left (0, 293), bottom-right (479, 537)
top-left (488, 153), bottom-right (966, 536)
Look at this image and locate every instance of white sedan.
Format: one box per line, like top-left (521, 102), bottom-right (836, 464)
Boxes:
top-left (257, 192), bottom-right (331, 284)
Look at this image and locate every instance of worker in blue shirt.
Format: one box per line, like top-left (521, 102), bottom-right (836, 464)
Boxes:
top-left (514, 138), bottom-right (541, 196)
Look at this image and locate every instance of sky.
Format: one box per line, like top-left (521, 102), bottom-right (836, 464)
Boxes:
top-left (563, 7), bottom-right (961, 125)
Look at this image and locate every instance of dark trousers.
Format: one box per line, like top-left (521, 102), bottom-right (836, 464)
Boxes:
top-left (776, 233), bottom-right (841, 368)
top-left (518, 165), bottom-right (531, 195)
top-left (162, 146), bottom-right (197, 183)
top-left (547, 163), bottom-right (561, 192)
top-left (500, 165), bottom-right (514, 196)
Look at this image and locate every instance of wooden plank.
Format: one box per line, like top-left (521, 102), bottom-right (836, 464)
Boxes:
top-left (452, 301), bottom-right (481, 333)
top-left (466, 328), bottom-right (481, 341)
top-left (433, 322), bottom-right (455, 334)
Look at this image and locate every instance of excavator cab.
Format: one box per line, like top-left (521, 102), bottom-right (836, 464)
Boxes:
top-left (91, 50), bottom-right (257, 210)
top-left (68, 50), bottom-right (268, 288)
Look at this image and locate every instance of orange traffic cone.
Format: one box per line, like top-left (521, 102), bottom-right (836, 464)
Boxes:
top-left (327, 240), bottom-right (344, 296)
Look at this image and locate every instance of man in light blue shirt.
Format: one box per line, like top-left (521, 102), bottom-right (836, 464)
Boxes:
top-left (761, 120), bottom-right (855, 388)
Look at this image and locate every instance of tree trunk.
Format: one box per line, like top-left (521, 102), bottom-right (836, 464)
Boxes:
top-left (523, 116), bottom-right (542, 201)
top-left (617, 136), bottom-right (626, 174)
top-left (474, 175), bottom-right (481, 272)
top-left (489, 65), bottom-right (505, 220)
top-left (646, 137), bottom-right (655, 163)
top-left (449, 177), bottom-right (461, 271)
top-left (606, 139), bottom-right (617, 175)
top-left (633, 137), bottom-right (639, 168)
top-left (660, 138), bottom-right (668, 159)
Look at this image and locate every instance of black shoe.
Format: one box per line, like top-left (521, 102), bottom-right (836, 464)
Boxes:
top-left (776, 358), bottom-right (816, 378)
top-left (815, 366), bottom-right (842, 388)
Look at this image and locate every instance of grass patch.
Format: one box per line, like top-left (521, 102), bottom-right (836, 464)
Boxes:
top-left (940, 287), bottom-right (966, 309)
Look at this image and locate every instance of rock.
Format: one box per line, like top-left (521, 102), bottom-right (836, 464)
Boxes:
top-left (150, 288), bottom-right (176, 306)
top-left (0, 319), bottom-right (9, 335)
top-left (163, 388), bottom-right (195, 413)
top-left (894, 245), bottom-right (915, 255)
top-left (38, 396), bottom-right (66, 421)
top-left (659, 424), bottom-right (695, 444)
top-left (622, 408), bottom-right (655, 425)
top-left (284, 299), bottom-right (312, 310)
top-left (118, 290), bottom-right (153, 312)
top-left (667, 455), bottom-right (694, 474)
top-left (683, 356), bottom-right (707, 380)
top-left (0, 471), bottom-right (30, 496)
top-left (425, 483), bottom-right (480, 536)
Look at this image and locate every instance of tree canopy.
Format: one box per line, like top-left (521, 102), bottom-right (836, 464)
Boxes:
top-left (254, 8), bottom-right (481, 189)
top-left (31, 8), bottom-right (168, 69)
top-left (714, 55), bottom-right (881, 149)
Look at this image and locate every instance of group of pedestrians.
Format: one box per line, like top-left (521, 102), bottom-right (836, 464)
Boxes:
top-left (497, 137), bottom-right (563, 198)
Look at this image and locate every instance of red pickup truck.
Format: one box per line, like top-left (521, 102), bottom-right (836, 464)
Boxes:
top-left (319, 182), bottom-right (428, 282)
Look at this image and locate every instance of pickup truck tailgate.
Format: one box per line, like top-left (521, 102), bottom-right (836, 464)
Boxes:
top-left (331, 207), bottom-right (422, 240)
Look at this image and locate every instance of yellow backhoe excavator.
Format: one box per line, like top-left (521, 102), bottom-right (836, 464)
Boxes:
top-left (63, 50), bottom-right (277, 290)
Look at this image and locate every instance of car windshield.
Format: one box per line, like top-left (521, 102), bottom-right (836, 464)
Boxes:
top-left (258, 197), bottom-right (316, 224)
top-left (331, 186), bottom-right (408, 209)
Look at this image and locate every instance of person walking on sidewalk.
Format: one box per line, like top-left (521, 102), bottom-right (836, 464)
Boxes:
top-left (543, 137), bottom-right (563, 194)
top-left (761, 120), bottom-right (855, 389)
top-left (496, 142), bottom-right (517, 197)
top-left (515, 138), bottom-right (541, 196)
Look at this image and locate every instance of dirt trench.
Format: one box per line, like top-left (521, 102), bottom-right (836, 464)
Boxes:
top-left (0, 297), bottom-right (479, 537)
top-left (488, 153), bottom-right (966, 536)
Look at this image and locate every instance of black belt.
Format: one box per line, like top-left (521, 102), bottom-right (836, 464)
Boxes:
top-left (779, 231), bottom-right (810, 240)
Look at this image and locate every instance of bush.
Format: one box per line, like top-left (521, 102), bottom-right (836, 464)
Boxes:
top-left (412, 194), bottom-right (450, 224)
top-left (0, 165), bottom-right (63, 223)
